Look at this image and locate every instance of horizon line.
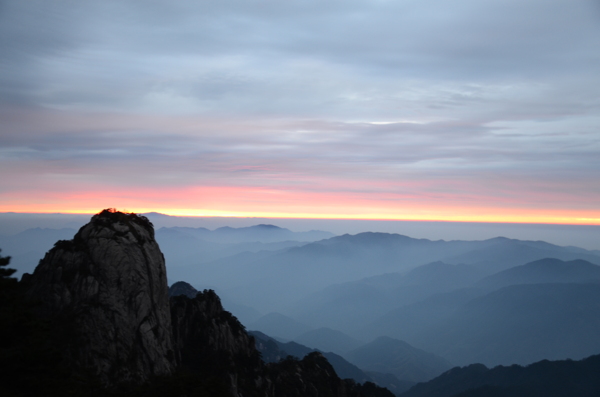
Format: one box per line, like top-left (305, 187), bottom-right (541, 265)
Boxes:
top-left (2, 210), bottom-right (599, 227)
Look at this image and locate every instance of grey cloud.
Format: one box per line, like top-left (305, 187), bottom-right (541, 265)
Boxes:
top-left (1, 110), bottom-right (595, 181)
top-left (1, 0), bottom-right (599, 208)
top-left (2, 0), bottom-right (599, 118)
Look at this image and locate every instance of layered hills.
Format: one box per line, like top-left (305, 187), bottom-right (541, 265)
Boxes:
top-left (414, 282), bottom-right (600, 366)
top-left (354, 258), bottom-right (600, 367)
top-left (174, 232), bottom-right (600, 314)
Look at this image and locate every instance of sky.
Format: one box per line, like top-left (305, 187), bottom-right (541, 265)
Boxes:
top-left (1, 0), bottom-right (600, 224)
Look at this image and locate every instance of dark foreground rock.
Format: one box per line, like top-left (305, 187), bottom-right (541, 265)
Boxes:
top-left (2, 209), bottom-right (392, 397)
top-left (24, 209), bottom-right (175, 386)
top-left (170, 289), bottom-right (266, 396)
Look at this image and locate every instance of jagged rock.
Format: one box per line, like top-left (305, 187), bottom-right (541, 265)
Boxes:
top-left (24, 209), bottom-right (175, 386)
top-left (169, 280), bottom-right (199, 298)
top-left (169, 291), bottom-right (392, 397)
top-left (170, 289), bottom-right (265, 397)
top-left (267, 352), bottom-right (365, 397)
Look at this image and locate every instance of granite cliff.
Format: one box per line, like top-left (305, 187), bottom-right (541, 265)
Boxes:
top-left (24, 209), bottom-right (175, 386)
top-left (12, 209), bottom-right (390, 397)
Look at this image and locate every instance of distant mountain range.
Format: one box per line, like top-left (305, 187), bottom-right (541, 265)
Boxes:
top-left (210, 233), bottom-right (600, 313)
top-left (0, 223), bottom-right (334, 279)
top-left (161, 224), bottom-right (334, 244)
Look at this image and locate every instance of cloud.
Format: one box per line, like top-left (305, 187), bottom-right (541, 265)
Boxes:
top-left (0, 0), bottom-right (599, 221)
top-left (2, 0), bottom-right (599, 116)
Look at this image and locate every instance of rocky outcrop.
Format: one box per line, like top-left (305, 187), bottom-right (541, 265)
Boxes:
top-left (170, 289), bottom-right (265, 397)
top-left (24, 209), bottom-right (175, 386)
top-left (170, 290), bottom-right (393, 397)
top-left (268, 352), bottom-right (367, 397)
top-left (169, 280), bottom-right (199, 298)
top-left (18, 209), bottom-right (392, 397)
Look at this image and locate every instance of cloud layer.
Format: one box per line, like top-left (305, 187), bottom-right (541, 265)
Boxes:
top-left (1, 0), bottom-right (599, 222)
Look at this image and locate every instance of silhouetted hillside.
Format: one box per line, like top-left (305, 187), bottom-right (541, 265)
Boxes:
top-left (400, 354), bottom-right (600, 397)
top-left (252, 330), bottom-right (370, 381)
top-left (168, 281), bottom-right (262, 325)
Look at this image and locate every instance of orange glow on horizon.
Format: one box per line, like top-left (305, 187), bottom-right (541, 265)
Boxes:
top-left (1, 185), bottom-right (599, 226)
top-left (1, 206), bottom-right (599, 226)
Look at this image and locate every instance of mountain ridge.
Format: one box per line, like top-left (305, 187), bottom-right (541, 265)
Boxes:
top-left (399, 354), bottom-right (600, 397)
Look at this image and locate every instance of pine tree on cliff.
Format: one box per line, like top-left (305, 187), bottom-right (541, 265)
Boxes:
top-left (0, 249), bottom-right (15, 279)
top-left (0, 249), bottom-right (20, 356)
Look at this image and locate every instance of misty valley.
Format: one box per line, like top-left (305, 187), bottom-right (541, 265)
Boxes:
top-left (1, 211), bottom-right (600, 396)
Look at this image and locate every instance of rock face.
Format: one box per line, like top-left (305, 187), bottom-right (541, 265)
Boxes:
top-left (170, 289), bottom-right (265, 397)
top-left (25, 209), bottom-right (175, 386)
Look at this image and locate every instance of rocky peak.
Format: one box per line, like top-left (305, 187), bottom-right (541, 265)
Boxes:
top-left (169, 280), bottom-right (199, 299)
top-left (25, 209), bottom-right (175, 386)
